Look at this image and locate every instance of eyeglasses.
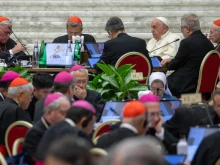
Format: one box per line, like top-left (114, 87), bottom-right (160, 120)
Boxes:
top-left (74, 79), bottom-right (87, 85)
top-left (150, 87), bottom-right (164, 92)
top-left (68, 31), bottom-right (81, 36)
top-left (0, 28), bottom-right (12, 36)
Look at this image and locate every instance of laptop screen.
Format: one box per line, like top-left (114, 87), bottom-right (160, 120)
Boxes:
top-left (151, 57), bottom-right (162, 67)
top-left (99, 101), bottom-right (128, 123)
top-left (160, 100), bottom-right (181, 122)
top-left (164, 155), bottom-right (186, 165)
top-left (85, 43), bottom-right (104, 58)
top-left (88, 58), bottom-right (100, 68)
top-left (46, 43), bottom-right (78, 66)
top-left (187, 127), bottom-right (220, 162)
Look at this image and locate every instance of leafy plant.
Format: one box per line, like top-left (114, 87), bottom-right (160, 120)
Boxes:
top-left (87, 63), bottom-right (148, 102)
top-left (0, 66), bottom-right (32, 82)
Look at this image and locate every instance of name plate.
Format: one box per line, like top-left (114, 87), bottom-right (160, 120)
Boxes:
top-left (181, 93), bottom-right (202, 104)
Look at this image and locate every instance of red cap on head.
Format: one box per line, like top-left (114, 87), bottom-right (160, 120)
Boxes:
top-left (122, 101), bottom-right (146, 118)
top-left (0, 16), bottom-right (9, 22)
top-left (213, 19), bottom-right (220, 26)
top-left (68, 16), bottom-right (82, 24)
top-left (9, 77), bottom-right (29, 87)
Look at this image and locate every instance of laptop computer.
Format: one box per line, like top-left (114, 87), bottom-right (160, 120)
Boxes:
top-left (160, 99), bottom-right (181, 122)
top-left (150, 56), bottom-right (162, 68)
top-left (88, 57), bottom-right (100, 68)
top-left (187, 127), bottom-right (220, 162)
top-left (99, 101), bottom-right (128, 123)
top-left (85, 42), bottom-right (104, 58)
top-left (46, 43), bottom-right (78, 67)
top-left (164, 155), bottom-right (186, 165)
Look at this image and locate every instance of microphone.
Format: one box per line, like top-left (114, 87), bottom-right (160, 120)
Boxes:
top-left (149, 38), bottom-right (180, 53)
top-left (11, 30), bottom-right (31, 56)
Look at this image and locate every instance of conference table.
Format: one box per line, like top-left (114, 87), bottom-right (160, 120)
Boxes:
top-left (28, 67), bottom-right (167, 74)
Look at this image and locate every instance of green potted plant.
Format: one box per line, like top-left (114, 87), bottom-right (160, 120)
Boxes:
top-left (87, 63), bottom-right (148, 102)
top-left (0, 66), bottom-right (32, 82)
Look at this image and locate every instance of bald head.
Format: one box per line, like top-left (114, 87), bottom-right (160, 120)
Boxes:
top-left (210, 23), bottom-right (220, 43)
top-left (151, 18), bottom-right (169, 41)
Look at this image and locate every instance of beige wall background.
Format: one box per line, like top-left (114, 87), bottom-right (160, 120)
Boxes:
top-left (1, 0), bottom-right (219, 52)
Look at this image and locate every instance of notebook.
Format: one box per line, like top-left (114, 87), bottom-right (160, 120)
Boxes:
top-left (187, 127), bottom-right (220, 162)
top-left (85, 42), bottom-right (104, 58)
top-left (164, 155), bottom-right (186, 165)
top-left (99, 101), bottom-right (128, 123)
top-left (150, 56), bottom-right (162, 68)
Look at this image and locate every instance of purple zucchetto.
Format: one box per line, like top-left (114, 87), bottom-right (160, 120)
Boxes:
top-left (1, 71), bottom-right (20, 82)
top-left (69, 65), bottom-right (85, 73)
top-left (54, 71), bottom-right (73, 83)
top-left (139, 93), bottom-right (159, 102)
top-left (72, 100), bottom-right (96, 113)
top-left (44, 93), bottom-right (63, 106)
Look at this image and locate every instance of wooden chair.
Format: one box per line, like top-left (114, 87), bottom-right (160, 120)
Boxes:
top-left (92, 119), bottom-right (120, 141)
top-left (12, 138), bottom-right (24, 156)
top-left (196, 50), bottom-right (220, 102)
top-left (0, 153), bottom-right (7, 165)
top-left (5, 121), bottom-right (32, 156)
top-left (115, 52), bottom-right (152, 84)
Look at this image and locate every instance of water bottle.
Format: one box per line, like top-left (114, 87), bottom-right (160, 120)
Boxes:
top-left (32, 40), bottom-right (39, 68)
top-left (66, 40), bottom-right (73, 66)
top-left (177, 138), bottom-right (188, 156)
top-left (73, 35), bottom-right (81, 65)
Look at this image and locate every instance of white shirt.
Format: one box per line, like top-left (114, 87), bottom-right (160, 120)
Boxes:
top-left (147, 31), bottom-right (181, 59)
top-left (120, 123), bottom-right (138, 134)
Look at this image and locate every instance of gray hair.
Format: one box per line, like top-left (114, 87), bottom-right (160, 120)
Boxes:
top-left (7, 83), bottom-right (33, 97)
top-left (101, 136), bottom-right (166, 165)
top-left (70, 68), bottom-right (88, 76)
top-left (181, 13), bottom-right (201, 32)
top-left (43, 96), bottom-right (69, 113)
top-left (105, 16), bottom-right (124, 32)
top-left (0, 20), bottom-right (12, 28)
top-left (66, 22), bottom-right (83, 30)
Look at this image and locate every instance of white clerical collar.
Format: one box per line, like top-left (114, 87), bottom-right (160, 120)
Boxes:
top-left (160, 30), bottom-right (170, 40)
top-left (0, 92), bottom-right (4, 100)
top-left (120, 123), bottom-right (138, 134)
top-left (65, 118), bottom-right (76, 127)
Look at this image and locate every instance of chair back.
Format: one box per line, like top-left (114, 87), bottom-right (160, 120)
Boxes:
top-left (92, 120), bottom-right (120, 141)
top-left (5, 121), bottom-right (32, 156)
top-left (0, 153), bottom-right (7, 165)
top-left (196, 50), bottom-right (220, 101)
top-left (12, 138), bottom-right (24, 156)
top-left (115, 52), bottom-right (152, 84)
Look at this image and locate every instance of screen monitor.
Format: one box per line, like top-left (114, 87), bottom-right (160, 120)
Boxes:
top-left (85, 43), bottom-right (104, 58)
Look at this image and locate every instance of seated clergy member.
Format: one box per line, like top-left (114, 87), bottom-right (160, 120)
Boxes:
top-left (138, 72), bottom-right (176, 99)
top-left (96, 100), bottom-right (147, 149)
top-left (35, 100), bottom-right (96, 161)
top-left (24, 93), bottom-right (70, 159)
top-left (147, 17), bottom-right (180, 59)
top-left (0, 77), bottom-right (33, 145)
top-left (96, 16), bottom-right (152, 70)
top-left (161, 14), bottom-right (214, 96)
top-left (139, 94), bottom-right (178, 151)
top-left (33, 71), bottom-right (74, 123)
top-left (0, 16), bottom-right (26, 60)
top-left (26, 73), bottom-right (54, 121)
top-left (69, 65), bottom-right (104, 119)
top-left (53, 16), bottom-right (96, 43)
top-left (209, 19), bottom-right (220, 52)
top-left (0, 71), bottom-right (19, 101)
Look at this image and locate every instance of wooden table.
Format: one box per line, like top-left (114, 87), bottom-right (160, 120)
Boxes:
top-left (28, 67), bottom-right (167, 73)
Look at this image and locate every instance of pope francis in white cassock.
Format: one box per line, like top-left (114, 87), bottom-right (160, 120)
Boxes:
top-left (147, 17), bottom-right (181, 59)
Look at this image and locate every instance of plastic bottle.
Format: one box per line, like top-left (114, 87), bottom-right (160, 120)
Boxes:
top-left (177, 138), bottom-right (188, 156)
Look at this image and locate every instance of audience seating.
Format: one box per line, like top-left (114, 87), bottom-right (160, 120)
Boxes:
top-left (90, 148), bottom-right (108, 156)
top-left (196, 50), bottom-right (220, 102)
top-left (0, 153), bottom-right (7, 165)
top-left (12, 138), bottom-right (24, 156)
top-left (92, 119), bottom-right (120, 141)
top-left (5, 121), bottom-right (32, 156)
top-left (115, 52), bottom-right (152, 84)
top-left (0, 145), bottom-right (7, 157)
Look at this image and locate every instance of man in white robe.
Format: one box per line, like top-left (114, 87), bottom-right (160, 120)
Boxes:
top-left (147, 17), bottom-right (181, 59)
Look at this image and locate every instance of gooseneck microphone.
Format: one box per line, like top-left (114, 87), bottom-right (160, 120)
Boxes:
top-left (149, 38), bottom-right (180, 53)
top-left (11, 30), bottom-right (31, 56)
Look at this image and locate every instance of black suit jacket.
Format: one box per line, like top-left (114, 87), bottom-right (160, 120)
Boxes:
top-left (199, 112), bottom-right (220, 126)
top-left (24, 118), bottom-right (49, 157)
top-left (53, 34), bottom-right (96, 43)
top-left (0, 98), bottom-right (32, 145)
top-left (167, 30), bottom-right (214, 96)
top-left (96, 33), bottom-right (152, 70)
top-left (191, 131), bottom-right (220, 165)
top-left (33, 98), bottom-right (45, 123)
top-left (26, 95), bottom-right (38, 121)
top-left (96, 127), bottom-right (137, 149)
